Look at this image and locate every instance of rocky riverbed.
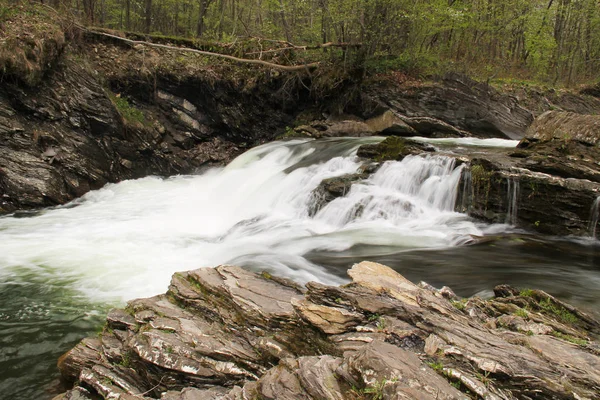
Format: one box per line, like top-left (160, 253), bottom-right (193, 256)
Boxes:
top-left (55, 262), bottom-right (600, 400)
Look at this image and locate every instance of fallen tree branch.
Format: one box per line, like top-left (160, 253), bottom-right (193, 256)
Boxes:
top-left (83, 28), bottom-right (320, 72)
top-left (245, 41), bottom-right (362, 56)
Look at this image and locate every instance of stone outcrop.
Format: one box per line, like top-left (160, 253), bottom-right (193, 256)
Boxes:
top-left (363, 73), bottom-right (536, 140)
top-left (0, 28), bottom-right (301, 214)
top-left (55, 262), bottom-right (600, 400)
top-left (523, 111), bottom-right (600, 146)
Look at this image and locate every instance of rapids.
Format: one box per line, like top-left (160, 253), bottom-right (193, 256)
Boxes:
top-left (1, 137), bottom-right (599, 399)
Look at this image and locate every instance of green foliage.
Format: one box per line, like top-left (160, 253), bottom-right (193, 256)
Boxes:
top-left (29, 0), bottom-right (600, 84)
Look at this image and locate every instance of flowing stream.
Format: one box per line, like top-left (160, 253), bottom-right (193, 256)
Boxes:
top-left (1, 137), bottom-right (600, 399)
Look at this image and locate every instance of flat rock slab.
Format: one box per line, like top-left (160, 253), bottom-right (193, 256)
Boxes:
top-left (56, 261), bottom-right (600, 400)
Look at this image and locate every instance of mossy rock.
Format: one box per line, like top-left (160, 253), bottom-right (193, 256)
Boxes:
top-left (356, 136), bottom-right (434, 162)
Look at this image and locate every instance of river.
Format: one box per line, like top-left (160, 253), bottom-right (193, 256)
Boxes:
top-left (1, 137), bottom-right (599, 399)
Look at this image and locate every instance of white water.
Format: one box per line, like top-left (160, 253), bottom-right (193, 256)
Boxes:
top-left (588, 196), bottom-right (600, 238)
top-left (0, 138), bottom-right (495, 303)
top-left (506, 177), bottom-right (520, 225)
top-left (410, 136), bottom-right (520, 148)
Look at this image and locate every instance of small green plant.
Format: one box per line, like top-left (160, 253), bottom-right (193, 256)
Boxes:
top-left (119, 351), bottom-right (132, 368)
top-left (363, 378), bottom-right (388, 400)
top-left (367, 313), bottom-right (380, 322)
top-left (375, 316), bottom-right (386, 332)
top-left (539, 298), bottom-right (578, 324)
top-left (475, 370), bottom-right (492, 386)
top-left (427, 361), bottom-right (444, 372)
top-left (514, 308), bottom-right (528, 318)
top-left (451, 299), bottom-right (467, 311)
top-left (276, 126), bottom-right (297, 139)
top-left (519, 289), bottom-right (535, 297)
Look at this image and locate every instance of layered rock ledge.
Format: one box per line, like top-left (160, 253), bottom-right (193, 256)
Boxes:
top-left (55, 262), bottom-right (600, 400)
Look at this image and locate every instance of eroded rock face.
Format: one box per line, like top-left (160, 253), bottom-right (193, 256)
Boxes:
top-left (364, 73), bottom-right (536, 139)
top-left (55, 262), bottom-right (600, 400)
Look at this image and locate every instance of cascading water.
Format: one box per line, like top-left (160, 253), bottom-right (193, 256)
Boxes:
top-left (2, 137), bottom-right (600, 400)
top-left (505, 177), bottom-right (520, 225)
top-left (588, 196), bottom-right (600, 238)
top-left (0, 138), bottom-right (481, 302)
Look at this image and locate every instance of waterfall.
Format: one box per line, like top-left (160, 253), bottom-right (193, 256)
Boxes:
top-left (505, 177), bottom-right (520, 225)
top-left (588, 196), bottom-right (600, 238)
top-left (0, 139), bottom-right (484, 302)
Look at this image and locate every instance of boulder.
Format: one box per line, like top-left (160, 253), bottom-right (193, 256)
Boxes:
top-left (365, 111), bottom-right (416, 136)
top-left (356, 136), bottom-right (435, 162)
top-left (323, 120), bottom-right (374, 137)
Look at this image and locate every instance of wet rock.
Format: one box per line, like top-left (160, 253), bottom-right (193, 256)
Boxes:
top-left (57, 261), bottom-right (600, 400)
top-left (356, 136), bottom-right (435, 162)
top-left (309, 173), bottom-right (368, 215)
top-left (458, 157), bottom-right (600, 235)
top-left (511, 111), bottom-right (600, 183)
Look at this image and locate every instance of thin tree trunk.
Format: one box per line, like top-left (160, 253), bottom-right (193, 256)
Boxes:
top-left (145, 0), bottom-right (152, 34)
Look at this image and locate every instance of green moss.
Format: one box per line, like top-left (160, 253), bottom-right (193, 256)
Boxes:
top-left (539, 298), bottom-right (578, 324)
top-left (470, 164), bottom-right (493, 206)
top-left (261, 271), bottom-right (273, 280)
top-left (373, 136), bottom-right (407, 162)
top-left (551, 331), bottom-right (588, 346)
top-left (108, 93), bottom-right (149, 126)
top-left (519, 289), bottom-right (535, 297)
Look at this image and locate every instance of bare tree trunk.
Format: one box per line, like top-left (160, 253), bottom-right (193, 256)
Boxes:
top-left (125, 0), bottom-right (130, 30)
top-left (196, 0), bottom-right (208, 37)
top-left (82, 0), bottom-right (95, 23)
top-left (278, 0), bottom-right (292, 42)
top-left (145, 0), bottom-right (152, 33)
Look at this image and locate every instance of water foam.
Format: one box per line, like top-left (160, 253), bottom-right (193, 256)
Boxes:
top-left (0, 138), bottom-right (486, 302)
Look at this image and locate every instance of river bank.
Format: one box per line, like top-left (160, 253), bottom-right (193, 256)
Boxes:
top-left (54, 261), bottom-right (600, 399)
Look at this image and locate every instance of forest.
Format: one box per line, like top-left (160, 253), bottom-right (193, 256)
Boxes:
top-left (28, 0), bottom-right (600, 85)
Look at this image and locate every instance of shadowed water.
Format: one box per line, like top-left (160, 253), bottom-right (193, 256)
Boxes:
top-left (1, 137), bottom-right (599, 399)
